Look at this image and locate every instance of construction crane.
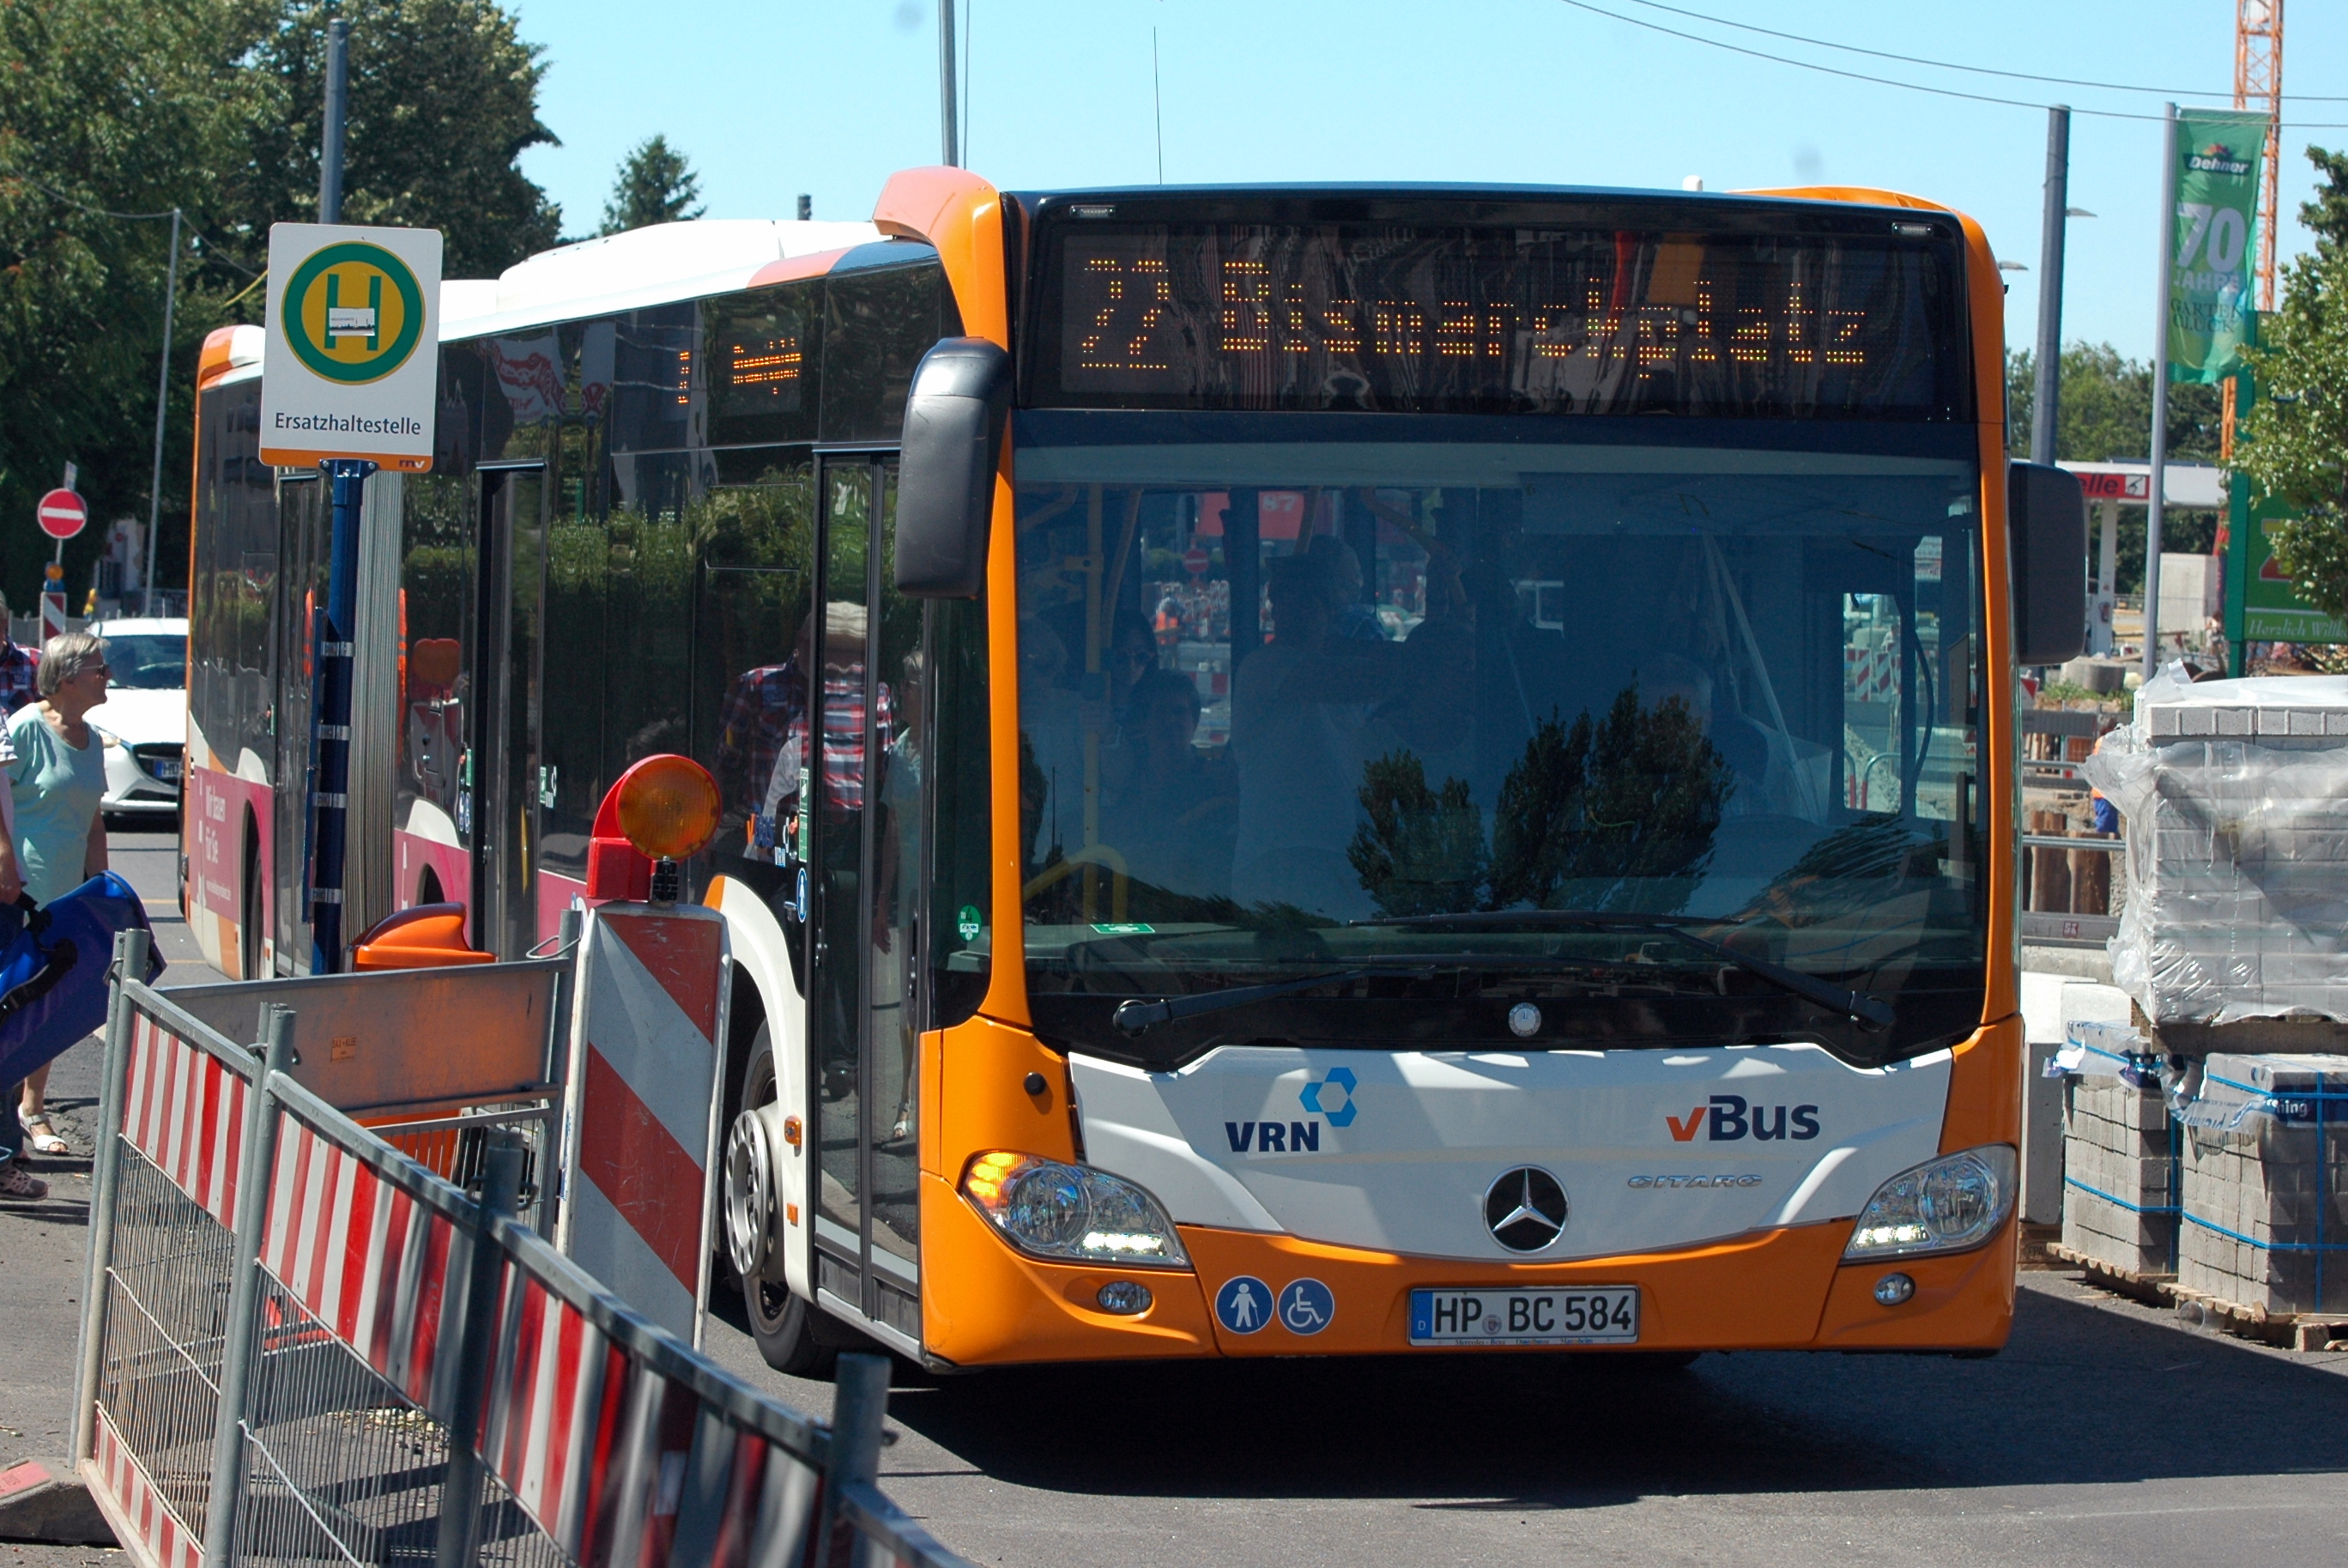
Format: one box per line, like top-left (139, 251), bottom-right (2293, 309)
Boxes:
top-left (2224, 0), bottom-right (2284, 457)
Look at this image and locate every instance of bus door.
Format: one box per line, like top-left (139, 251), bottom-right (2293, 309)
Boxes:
top-left (270, 473), bottom-right (326, 974)
top-left (472, 462), bottom-right (547, 958)
top-left (807, 451), bottom-right (923, 1344)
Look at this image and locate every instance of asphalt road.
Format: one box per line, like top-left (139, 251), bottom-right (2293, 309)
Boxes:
top-left (5, 831), bottom-right (2345, 1565)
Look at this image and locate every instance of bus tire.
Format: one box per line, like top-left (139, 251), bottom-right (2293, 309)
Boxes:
top-left (736, 1027), bottom-right (832, 1378)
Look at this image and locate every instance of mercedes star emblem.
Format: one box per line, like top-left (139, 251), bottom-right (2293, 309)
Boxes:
top-left (1507, 1002), bottom-right (1542, 1038)
top-left (1485, 1165), bottom-right (1570, 1251)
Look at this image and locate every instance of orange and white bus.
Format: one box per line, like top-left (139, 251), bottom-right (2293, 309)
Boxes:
top-left (183, 168), bottom-right (2082, 1371)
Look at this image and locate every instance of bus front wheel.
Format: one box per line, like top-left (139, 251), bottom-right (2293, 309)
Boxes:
top-left (735, 1027), bottom-right (833, 1378)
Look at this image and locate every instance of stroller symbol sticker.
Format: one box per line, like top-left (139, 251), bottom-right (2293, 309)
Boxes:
top-left (1279, 1278), bottom-right (1335, 1335)
top-left (1214, 1276), bottom-right (1271, 1335)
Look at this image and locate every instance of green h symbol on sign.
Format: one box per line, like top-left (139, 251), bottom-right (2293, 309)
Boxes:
top-left (324, 270), bottom-right (384, 350)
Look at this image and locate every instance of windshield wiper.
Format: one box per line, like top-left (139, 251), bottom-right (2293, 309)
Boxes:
top-left (1113, 967), bottom-right (1425, 1035)
top-left (1350, 911), bottom-right (1894, 1030)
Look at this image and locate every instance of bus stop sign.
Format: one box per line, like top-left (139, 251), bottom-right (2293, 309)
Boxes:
top-left (35, 489), bottom-right (85, 541)
top-left (258, 222), bottom-right (443, 472)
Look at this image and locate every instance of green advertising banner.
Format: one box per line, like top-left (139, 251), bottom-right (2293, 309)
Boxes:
top-left (2228, 471), bottom-right (2348, 644)
top-left (2167, 107), bottom-right (2268, 384)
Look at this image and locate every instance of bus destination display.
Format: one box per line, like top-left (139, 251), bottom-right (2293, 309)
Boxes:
top-left (1042, 221), bottom-right (1962, 418)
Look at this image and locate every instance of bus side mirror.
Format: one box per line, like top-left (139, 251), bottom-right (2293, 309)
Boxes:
top-left (2007, 460), bottom-right (2087, 667)
top-left (896, 337), bottom-right (1011, 598)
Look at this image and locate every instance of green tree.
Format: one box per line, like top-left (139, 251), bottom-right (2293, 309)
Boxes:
top-left (2239, 148), bottom-right (2348, 621)
top-left (2005, 343), bottom-right (2224, 591)
top-left (228, 1), bottom-right (564, 279)
top-left (2005, 343), bottom-right (2224, 468)
top-left (600, 136), bottom-right (704, 236)
top-left (0, 0), bottom-right (564, 609)
top-left (0, 0), bottom-right (262, 610)
top-left (2299, 145), bottom-right (2348, 250)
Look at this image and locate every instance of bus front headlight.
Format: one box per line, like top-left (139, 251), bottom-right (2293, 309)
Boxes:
top-left (961, 1152), bottom-right (1190, 1269)
top-left (1843, 1145), bottom-right (2016, 1260)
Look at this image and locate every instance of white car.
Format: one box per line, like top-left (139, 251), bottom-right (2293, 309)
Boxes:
top-left (83, 617), bottom-right (188, 820)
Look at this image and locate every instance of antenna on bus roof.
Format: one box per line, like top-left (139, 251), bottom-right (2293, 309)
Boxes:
top-left (939, 0), bottom-right (959, 166)
top-left (1154, 27), bottom-right (1165, 184)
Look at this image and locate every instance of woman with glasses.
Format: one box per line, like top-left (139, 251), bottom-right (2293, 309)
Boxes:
top-left (0, 633), bottom-right (112, 1201)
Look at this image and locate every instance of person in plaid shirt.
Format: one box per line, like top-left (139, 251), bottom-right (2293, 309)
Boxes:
top-left (715, 658), bottom-right (807, 832)
top-left (0, 597), bottom-right (39, 716)
top-left (736, 603), bottom-right (893, 863)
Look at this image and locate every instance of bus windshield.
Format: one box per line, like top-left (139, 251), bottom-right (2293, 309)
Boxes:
top-left (1013, 421), bottom-right (1985, 1068)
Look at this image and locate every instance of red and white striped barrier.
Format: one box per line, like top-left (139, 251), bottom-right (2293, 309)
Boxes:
top-left (260, 1116), bottom-right (463, 1407)
top-left (121, 1011), bottom-right (251, 1228)
top-left (557, 903), bottom-right (730, 1347)
top-left (480, 1270), bottom-right (821, 1565)
top-left (90, 1414), bottom-right (195, 1568)
top-left (80, 928), bottom-right (965, 1568)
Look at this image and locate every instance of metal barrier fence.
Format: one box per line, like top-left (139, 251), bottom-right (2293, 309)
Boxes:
top-left (73, 932), bottom-right (971, 1568)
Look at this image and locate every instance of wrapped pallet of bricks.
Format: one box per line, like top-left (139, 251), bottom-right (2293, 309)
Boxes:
top-left (2176, 1053), bottom-right (2348, 1316)
top-left (2054, 1020), bottom-right (2178, 1278)
top-left (2080, 666), bottom-right (2348, 1030)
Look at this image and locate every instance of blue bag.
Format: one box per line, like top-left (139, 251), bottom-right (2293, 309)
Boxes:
top-left (0, 872), bottom-right (166, 1087)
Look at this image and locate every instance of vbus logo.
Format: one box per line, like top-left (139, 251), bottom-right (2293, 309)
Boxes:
top-left (1665, 1094), bottom-right (1821, 1142)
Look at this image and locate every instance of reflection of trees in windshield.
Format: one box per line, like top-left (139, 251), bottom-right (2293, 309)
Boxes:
top-left (1350, 686), bottom-right (1729, 918)
top-left (1487, 688), bottom-right (1728, 915)
top-left (1350, 752), bottom-right (1486, 917)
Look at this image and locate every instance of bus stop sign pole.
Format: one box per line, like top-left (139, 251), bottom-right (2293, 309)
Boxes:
top-left (257, 217), bottom-right (441, 973)
top-left (309, 457), bottom-right (374, 972)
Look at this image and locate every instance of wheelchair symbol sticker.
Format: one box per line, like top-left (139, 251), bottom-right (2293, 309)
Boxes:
top-left (1279, 1278), bottom-right (1334, 1335)
top-left (1215, 1276), bottom-right (1272, 1335)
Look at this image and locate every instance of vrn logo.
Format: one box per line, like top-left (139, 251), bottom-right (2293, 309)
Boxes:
top-left (1226, 1068), bottom-right (1357, 1154)
top-left (1665, 1094), bottom-right (1821, 1143)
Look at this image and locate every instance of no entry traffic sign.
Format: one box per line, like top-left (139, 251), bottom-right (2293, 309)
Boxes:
top-left (36, 488), bottom-right (86, 541)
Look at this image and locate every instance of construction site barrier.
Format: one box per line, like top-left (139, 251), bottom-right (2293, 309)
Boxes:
top-left (70, 929), bottom-right (971, 1568)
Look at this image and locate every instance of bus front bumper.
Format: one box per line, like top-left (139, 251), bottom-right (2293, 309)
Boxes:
top-left (917, 1172), bottom-right (2017, 1365)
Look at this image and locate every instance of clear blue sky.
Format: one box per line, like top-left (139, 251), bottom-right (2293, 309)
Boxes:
top-left (510, 0), bottom-right (2348, 368)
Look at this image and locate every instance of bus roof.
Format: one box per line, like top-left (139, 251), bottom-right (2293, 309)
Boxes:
top-left (198, 217), bottom-right (889, 394)
top-left (445, 218), bottom-right (883, 342)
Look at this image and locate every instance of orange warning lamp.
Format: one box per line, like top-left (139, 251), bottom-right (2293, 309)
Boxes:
top-left (586, 754), bottom-right (721, 902)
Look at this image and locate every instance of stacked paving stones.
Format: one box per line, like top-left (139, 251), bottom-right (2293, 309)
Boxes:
top-left (2073, 679), bottom-right (2348, 1316)
top-left (2176, 1053), bottom-right (2348, 1317)
top-left (2097, 677), bottom-right (2348, 1026)
top-left (2060, 1028), bottom-right (2176, 1278)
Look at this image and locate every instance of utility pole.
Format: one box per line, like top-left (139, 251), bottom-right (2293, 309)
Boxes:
top-left (2030, 106), bottom-right (2070, 466)
top-left (319, 18), bottom-right (350, 222)
top-left (141, 210), bottom-right (182, 616)
top-left (938, 0), bottom-right (959, 167)
top-left (2144, 105), bottom-right (2180, 683)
